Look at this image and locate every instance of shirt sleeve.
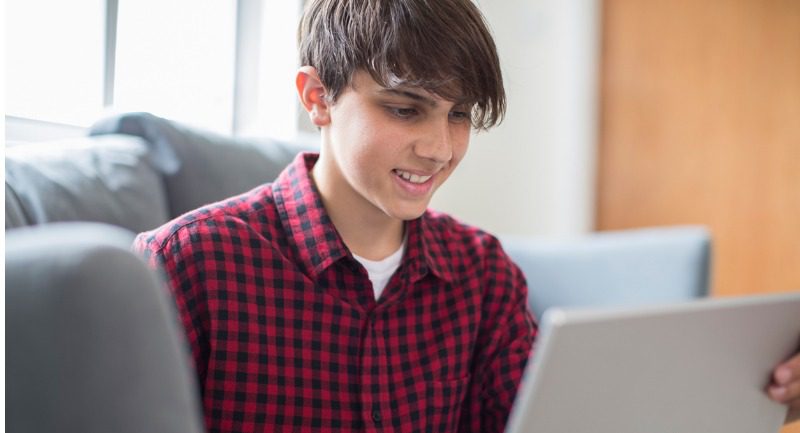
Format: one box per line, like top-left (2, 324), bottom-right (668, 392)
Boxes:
top-left (459, 240), bottom-right (537, 433)
top-left (133, 227), bottom-right (211, 389)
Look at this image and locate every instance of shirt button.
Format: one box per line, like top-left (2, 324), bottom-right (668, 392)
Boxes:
top-left (371, 410), bottom-right (382, 423)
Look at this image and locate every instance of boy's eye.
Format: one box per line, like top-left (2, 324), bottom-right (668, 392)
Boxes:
top-left (389, 107), bottom-right (419, 118)
top-left (449, 110), bottom-right (470, 123)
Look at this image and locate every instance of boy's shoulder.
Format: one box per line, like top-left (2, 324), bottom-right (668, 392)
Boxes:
top-left (135, 183), bottom-right (280, 256)
top-left (419, 210), bottom-right (525, 293)
top-left (421, 209), bottom-right (505, 260)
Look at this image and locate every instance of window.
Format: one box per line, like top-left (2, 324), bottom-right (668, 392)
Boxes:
top-left (6, 0), bottom-right (303, 138)
top-left (114, 0), bottom-right (236, 132)
top-left (6, 0), bottom-right (107, 126)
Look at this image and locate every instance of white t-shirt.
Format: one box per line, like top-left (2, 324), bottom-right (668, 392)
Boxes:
top-left (353, 242), bottom-right (405, 300)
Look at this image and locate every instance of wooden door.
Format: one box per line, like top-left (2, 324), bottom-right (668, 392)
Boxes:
top-left (598, 1), bottom-right (800, 430)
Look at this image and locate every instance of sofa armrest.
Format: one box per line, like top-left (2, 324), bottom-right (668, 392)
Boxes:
top-left (6, 222), bottom-right (205, 433)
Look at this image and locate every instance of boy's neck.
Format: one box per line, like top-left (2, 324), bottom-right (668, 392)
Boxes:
top-left (310, 157), bottom-right (405, 261)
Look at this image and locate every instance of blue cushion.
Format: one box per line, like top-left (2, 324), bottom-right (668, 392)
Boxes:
top-left (501, 226), bottom-right (712, 320)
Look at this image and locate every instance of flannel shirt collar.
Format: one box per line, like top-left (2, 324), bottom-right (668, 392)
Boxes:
top-left (406, 216), bottom-right (456, 284)
top-left (272, 152), bottom-right (455, 283)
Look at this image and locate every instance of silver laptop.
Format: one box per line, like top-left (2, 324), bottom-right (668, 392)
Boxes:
top-left (505, 292), bottom-right (800, 433)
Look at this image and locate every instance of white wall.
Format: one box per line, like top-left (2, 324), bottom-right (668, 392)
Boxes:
top-left (430, 0), bottom-right (602, 238)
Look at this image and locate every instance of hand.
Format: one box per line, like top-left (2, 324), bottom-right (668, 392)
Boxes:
top-left (769, 351), bottom-right (800, 424)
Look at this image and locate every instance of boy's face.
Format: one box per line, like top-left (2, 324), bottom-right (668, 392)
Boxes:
top-left (313, 69), bottom-right (472, 222)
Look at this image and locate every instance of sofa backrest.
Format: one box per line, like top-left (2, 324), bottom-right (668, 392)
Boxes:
top-left (5, 113), bottom-right (318, 233)
top-left (5, 135), bottom-right (170, 232)
top-left (90, 112), bottom-right (318, 219)
top-left (501, 225), bottom-right (712, 319)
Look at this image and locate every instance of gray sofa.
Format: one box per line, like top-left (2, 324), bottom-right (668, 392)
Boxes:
top-left (5, 112), bottom-right (712, 431)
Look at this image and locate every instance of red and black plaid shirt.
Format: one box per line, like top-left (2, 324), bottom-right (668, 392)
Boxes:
top-left (135, 153), bottom-right (537, 433)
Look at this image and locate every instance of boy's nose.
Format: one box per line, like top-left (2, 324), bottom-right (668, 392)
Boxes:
top-left (415, 119), bottom-right (454, 163)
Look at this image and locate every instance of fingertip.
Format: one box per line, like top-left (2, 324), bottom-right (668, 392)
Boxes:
top-left (768, 385), bottom-right (787, 402)
top-left (775, 366), bottom-right (793, 385)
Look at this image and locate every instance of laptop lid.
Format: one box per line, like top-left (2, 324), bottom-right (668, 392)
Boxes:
top-left (505, 292), bottom-right (800, 433)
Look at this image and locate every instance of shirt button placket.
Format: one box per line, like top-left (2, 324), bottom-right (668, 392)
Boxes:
top-left (362, 312), bottom-right (381, 431)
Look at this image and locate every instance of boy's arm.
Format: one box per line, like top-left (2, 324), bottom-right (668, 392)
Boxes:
top-left (133, 229), bottom-right (211, 388)
top-left (460, 250), bottom-right (537, 433)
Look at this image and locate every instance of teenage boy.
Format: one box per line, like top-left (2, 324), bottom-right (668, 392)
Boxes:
top-left (136, 1), bottom-right (534, 432)
top-left (135, 0), bottom-right (800, 432)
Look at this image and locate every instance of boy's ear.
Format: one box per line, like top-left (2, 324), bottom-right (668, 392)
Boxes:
top-left (296, 66), bottom-right (331, 127)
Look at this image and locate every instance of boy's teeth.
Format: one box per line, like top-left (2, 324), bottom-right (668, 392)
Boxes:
top-left (395, 170), bottom-right (432, 184)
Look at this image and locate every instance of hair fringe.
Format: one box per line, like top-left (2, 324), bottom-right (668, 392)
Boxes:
top-left (299, 0), bottom-right (505, 129)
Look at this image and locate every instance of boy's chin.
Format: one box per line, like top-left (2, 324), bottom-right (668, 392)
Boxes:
top-left (387, 204), bottom-right (429, 222)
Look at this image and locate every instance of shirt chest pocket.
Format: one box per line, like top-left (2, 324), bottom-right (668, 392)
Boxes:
top-left (397, 375), bottom-right (471, 433)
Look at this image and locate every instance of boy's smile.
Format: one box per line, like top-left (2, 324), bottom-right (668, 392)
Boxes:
top-left (299, 67), bottom-right (472, 257)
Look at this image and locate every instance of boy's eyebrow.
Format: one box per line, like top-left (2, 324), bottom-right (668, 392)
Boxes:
top-left (378, 88), bottom-right (438, 108)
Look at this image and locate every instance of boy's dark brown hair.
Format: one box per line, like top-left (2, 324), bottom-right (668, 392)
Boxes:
top-left (299, 0), bottom-right (505, 129)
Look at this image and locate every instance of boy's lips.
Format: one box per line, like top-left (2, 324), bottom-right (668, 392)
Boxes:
top-left (392, 168), bottom-right (437, 196)
top-left (393, 169), bottom-right (433, 184)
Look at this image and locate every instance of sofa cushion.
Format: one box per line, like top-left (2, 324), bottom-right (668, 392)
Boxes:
top-left (6, 182), bottom-right (29, 229)
top-left (90, 112), bottom-right (318, 218)
top-left (5, 135), bottom-right (169, 232)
